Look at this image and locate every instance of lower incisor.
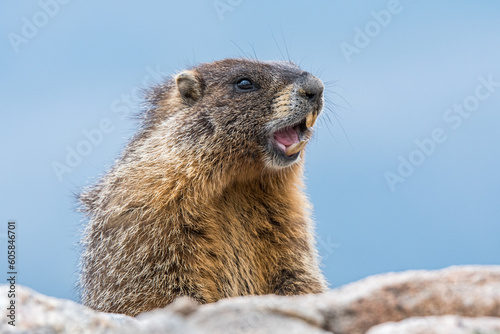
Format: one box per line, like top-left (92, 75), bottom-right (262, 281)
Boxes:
top-left (286, 140), bottom-right (308, 156)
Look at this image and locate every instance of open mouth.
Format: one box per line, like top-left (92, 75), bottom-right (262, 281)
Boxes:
top-left (271, 111), bottom-right (318, 160)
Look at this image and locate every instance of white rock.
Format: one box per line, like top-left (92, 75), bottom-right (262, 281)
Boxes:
top-left (1, 266), bottom-right (499, 334)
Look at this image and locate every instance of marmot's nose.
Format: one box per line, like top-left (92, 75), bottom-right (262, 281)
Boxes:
top-left (297, 73), bottom-right (324, 102)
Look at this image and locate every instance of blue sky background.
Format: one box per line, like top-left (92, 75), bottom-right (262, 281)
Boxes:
top-left (1, 1), bottom-right (499, 301)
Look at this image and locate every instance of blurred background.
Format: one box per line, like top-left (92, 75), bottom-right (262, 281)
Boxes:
top-left (1, 1), bottom-right (499, 301)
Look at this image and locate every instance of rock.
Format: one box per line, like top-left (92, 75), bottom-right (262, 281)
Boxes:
top-left (315, 265), bottom-right (500, 333)
top-left (366, 316), bottom-right (500, 334)
top-left (0, 285), bottom-right (196, 334)
top-left (186, 294), bottom-right (330, 333)
top-left (1, 265), bottom-right (499, 333)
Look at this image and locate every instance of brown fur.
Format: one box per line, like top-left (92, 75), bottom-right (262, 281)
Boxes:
top-left (79, 58), bottom-right (328, 316)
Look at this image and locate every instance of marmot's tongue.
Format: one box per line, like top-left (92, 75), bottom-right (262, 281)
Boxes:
top-left (273, 126), bottom-right (299, 152)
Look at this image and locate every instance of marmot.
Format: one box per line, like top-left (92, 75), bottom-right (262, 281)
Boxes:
top-left (79, 58), bottom-right (328, 316)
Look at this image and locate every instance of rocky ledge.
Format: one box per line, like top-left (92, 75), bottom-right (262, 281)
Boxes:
top-left (1, 266), bottom-right (499, 334)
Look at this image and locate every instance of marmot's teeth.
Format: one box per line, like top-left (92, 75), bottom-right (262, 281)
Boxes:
top-left (306, 112), bottom-right (318, 128)
top-left (285, 140), bottom-right (308, 156)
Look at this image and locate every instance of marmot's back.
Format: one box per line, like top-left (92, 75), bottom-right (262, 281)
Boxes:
top-left (79, 58), bottom-right (327, 316)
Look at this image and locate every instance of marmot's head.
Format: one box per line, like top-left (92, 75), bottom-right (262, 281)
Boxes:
top-left (145, 58), bottom-right (323, 172)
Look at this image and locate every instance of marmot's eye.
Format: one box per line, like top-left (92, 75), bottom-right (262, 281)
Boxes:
top-left (236, 78), bottom-right (256, 91)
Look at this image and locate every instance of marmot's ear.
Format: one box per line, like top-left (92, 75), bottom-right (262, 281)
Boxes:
top-left (175, 71), bottom-right (203, 105)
